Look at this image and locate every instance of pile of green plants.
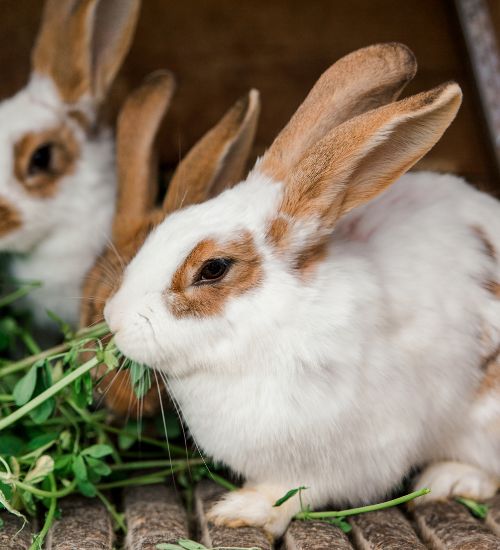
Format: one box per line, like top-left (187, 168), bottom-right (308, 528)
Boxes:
top-left (0, 274), bottom-right (224, 549)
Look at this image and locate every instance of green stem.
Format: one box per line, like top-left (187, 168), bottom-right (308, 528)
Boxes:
top-left (11, 478), bottom-right (77, 499)
top-left (29, 473), bottom-right (57, 550)
top-left (0, 357), bottom-right (99, 431)
top-left (0, 322), bottom-right (108, 378)
top-left (96, 467), bottom-right (183, 490)
top-left (0, 281), bottom-right (41, 308)
top-left (208, 472), bottom-right (238, 492)
top-left (110, 458), bottom-right (205, 471)
top-left (95, 489), bottom-right (127, 533)
top-left (294, 488), bottom-right (430, 520)
top-left (0, 394), bottom-right (14, 402)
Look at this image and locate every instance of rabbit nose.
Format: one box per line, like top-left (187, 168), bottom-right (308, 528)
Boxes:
top-left (103, 301), bottom-right (120, 334)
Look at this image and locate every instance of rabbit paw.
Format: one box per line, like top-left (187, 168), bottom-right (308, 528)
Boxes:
top-left (413, 461), bottom-right (498, 503)
top-left (207, 487), bottom-right (296, 538)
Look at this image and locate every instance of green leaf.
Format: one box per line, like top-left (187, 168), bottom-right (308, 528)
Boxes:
top-left (129, 361), bottom-right (152, 399)
top-left (273, 486), bottom-right (308, 507)
top-left (25, 432), bottom-right (58, 452)
top-left (0, 434), bottom-right (24, 455)
top-left (327, 517), bottom-right (352, 533)
top-left (0, 488), bottom-right (26, 523)
top-left (81, 444), bottom-right (113, 458)
top-left (86, 457), bottom-right (111, 477)
top-left (12, 364), bottom-right (38, 405)
top-left (72, 455), bottom-right (88, 482)
top-left (456, 497), bottom-right (489, 519)
top-left (156, 544), bottom-right (183, 550)
top-left (77, 479), bottom-right (96, 497)
top-left (29, 397), bottom-right (55, 424)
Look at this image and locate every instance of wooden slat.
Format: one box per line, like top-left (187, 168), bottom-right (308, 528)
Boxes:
top-left (414, 500), bottom-right (500, 549)
top-left (46, 495), bottom-right (113, 550)
top-left (195, 480), bottom-right (273, 550)
top-left (0, 512), bottom-right (33, 550)
top-left (350, 507), bottom-right (426, 549)
top-left (124, 484), bottom-right (189, 550)
top-left (283, 520), bottom-right (353, 550)
top-left (486, 494), bottom-right (500, 536)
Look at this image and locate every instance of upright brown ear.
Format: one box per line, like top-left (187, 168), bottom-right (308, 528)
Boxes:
top-left (113, 71), bottom-right (175, 241)
top-left (266, 83), bottom-right (462, 258)
top-left (163, 89), bottom-right (260, 214)
top-left (261, 43), bottom-right (416, 181)
top-left (32, 0), bottom-right (140, 105)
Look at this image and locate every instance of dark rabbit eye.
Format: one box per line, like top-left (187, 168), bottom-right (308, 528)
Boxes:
top-left (29, 143), bottom-right (53, 174)
top-left (196, 259), bottom-right (231, 284)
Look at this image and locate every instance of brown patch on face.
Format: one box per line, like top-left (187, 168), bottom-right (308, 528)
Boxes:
top-left (14, 125), bottom-right (79, 198)
top-left (471, 225), bottom-right (497, 261)
top-left (484, 281), bottom-right (500, 297)
top-left (295, 242), bottom-right (328, 277)
top-left (167, 231), bottom-right (262, 318)
top-left (0, 198), bottom-right (22, 237)
top-left (67, 109), bottom-right (92, 134)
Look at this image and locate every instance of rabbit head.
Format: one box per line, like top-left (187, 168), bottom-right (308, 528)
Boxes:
top-left (1, 0), bottom-right (140, 326)
top-left (104, 43), bottom-right (461, 377)
top-left (80, 71), bottom-right (261, 415)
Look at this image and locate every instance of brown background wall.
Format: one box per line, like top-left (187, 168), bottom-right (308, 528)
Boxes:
top-left (0, 0), bottom-right (498, 194)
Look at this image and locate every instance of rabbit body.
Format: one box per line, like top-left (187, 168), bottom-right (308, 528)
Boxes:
top-left (105, 47), bottom-right (499, 535)
top-left (4, 77), bottom-right (115, 325)
top-left (163, 170), bottom-right (500, 502)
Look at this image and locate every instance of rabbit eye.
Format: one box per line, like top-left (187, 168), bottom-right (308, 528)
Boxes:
top-left (195, 258), bottom-right (232, 284)
top-left (28, 143), bottom-right (53, 174)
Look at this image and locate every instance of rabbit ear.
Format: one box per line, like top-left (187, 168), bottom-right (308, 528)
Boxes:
top-left (163, 89), bottom-right (260, 214)
top-left (32, 0), bottom-right (140, 105)
top-left (261, 43), bottom-right (416, 182)
top-left (265, 83), bottom-right (462, 263)
top-left (113, 71), bottom-right (175, 241)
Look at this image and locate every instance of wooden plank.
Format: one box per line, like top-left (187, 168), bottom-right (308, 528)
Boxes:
top-left (283, 520), bottom-right (353, 550)
top-left (195, 480), bottom-right (272, 550)
top-left (486, 494), bottom-right (500, 536)
top-left (414, 500), bottom-right (500, 549)
top-left (124, 484), bottom-right (189, 550)
top-left (46, 495), bottom-right (113, 550)
top-left (0, 512), bottom-right (33, 550)
top-left (350, 507), bottom-right (425, 549)
top-left (455, 0), bottom-right (500, 177)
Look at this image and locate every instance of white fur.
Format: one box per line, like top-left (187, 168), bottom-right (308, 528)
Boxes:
top-left (106, 169), bottom-right (500, 535)
top-left (0, 75), bottom-right (115, 326)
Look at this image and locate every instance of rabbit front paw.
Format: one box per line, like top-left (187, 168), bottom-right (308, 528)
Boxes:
top-left (413, 461), bottom-right (498, 503)
top-left (207, 486), bottom-right (297, 538)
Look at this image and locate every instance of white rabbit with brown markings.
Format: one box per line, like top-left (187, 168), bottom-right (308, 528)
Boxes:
top-left (104, 43), bottom-right (500, 537)
top-left (0, 0), bottom-right (140, 327)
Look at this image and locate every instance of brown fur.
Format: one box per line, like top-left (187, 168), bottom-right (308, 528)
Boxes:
top-left (0, 198), bottom-right (22, 237)
top-left (472, 225), bottom-right (497, 261)
top-left (167, 232), bottom-right (262, 318)
top-left (264, 83), bottom-right (462, 261)
top-left (260, 43), bottom-right (417, 181)
top-left (478, 352), bottom-right (500, 394)
top-left (14, 125), bottom-right (79, 198)
top-left (163, 89), bottom-right (260, 214)
top-left (32, 0), bottom-right (140, 103)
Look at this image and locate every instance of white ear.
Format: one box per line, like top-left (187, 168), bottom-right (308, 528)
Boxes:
top-left (261, 43), bottom-right (417, 181)
top-left (265, 83), bottom-right (462, 262)
top-left (32, 0), bottom-right (140, 105)
top-left (163, 89), bottom-right (260, 214)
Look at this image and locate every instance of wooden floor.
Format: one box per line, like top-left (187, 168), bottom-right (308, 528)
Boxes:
top-left (3, 481), bottom-right (500, 549)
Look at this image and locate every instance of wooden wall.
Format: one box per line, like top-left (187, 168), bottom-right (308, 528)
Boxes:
top-left (0, 0), bottom-right (498, 193)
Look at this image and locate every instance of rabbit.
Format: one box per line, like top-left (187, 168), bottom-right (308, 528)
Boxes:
top-left (104, 41), bottom-right (500, 538)
top-left (0, 0), bottom-right (140, 328)
top-left (80, 70), bottom-right (261, 417)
